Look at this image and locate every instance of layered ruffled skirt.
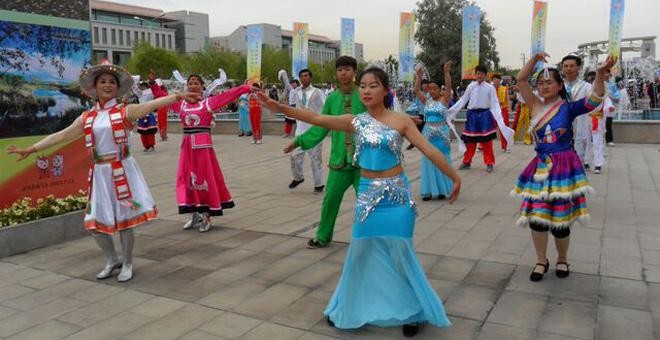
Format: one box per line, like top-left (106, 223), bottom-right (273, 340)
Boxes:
top-left (512, 149), bottom-right (592, 229)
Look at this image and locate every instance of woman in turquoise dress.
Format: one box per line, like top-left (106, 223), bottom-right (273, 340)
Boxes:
top-left (414, 61), bottom-right (454, 200)
top-left (258, 67), bottom-right (461, 337)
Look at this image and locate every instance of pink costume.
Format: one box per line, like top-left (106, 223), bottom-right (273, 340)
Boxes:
top-left (165, 85), bottom-right (252, 216)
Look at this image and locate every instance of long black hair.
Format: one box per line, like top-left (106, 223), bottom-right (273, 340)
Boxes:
top-left (536, 68), bottom-right (570, 102)
top-left (358, 67), bottom-right (393, 109)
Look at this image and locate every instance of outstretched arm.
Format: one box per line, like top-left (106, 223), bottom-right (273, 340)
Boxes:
top-left (593, 55), bottom-right (617, 98)
top-left (442, 61), bottom-right (453, 105)
top-left (257, 92), bottom-right (353, 132)
top-left (126, 92), bottom-right (200, 121)
top-left (7, 116), bottom-right (84, 161)
top-left (515, 52), bottom-right (546, 112)
top-left (206, 85), bottom-right (255, 111)
top-left (402, 115), bottom-right (461, 203)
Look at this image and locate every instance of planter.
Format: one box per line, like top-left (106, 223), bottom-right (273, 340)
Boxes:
top-left (0, 210), bottom-right (87, 259)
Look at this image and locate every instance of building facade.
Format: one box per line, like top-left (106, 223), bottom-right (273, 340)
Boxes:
top-left (90, 0), bottom-right (209, 65)
top-left (210, 23), bottom-right (364, 65)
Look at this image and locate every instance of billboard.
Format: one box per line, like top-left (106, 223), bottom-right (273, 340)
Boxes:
top-left (0, 1), bottom-right (91, 208)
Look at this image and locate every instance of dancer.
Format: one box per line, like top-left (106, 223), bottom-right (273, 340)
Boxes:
top-left (284, 56), bottom-right (366, 249)
top-left (561, 55), bottom-right (593, 170)
top-left (149, 71), bottom-right (169, 141)
top-left (258, 66), bottom-right (460, 337)
top-left (492, 74), bottom-right (511, 152)
top-left (152, 75), bottom-right (256, 231)
top-left (584, 70), bottom-right (615, 174)
top-left (135, 82), bottom-right (159, 152)
top-left (238, 92), bottom-right (252, 137)
top-left (249, 83), bottom-right (263, 144)
top-left (447, 65), bottom-right (513, 172)
top-left (7, 60), bottom-right (200, 281)
top-left (288, 69), bottom-right (326, 193)
top-left (513, 52), bottom-right (613, 282)
top-left (511, 85), bottom-right (533, 145)
top-left (414, 61), bottom-right (454, 201)
top-left (405, 79), bottom-right (429, 150)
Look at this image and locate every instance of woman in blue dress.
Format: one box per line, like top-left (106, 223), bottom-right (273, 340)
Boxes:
top-left (257, 67), bottom-right (461, 337)
top-left (237, 93), bottom-right (252, 137)
top-left (414, 61), bottom-right (454, 201)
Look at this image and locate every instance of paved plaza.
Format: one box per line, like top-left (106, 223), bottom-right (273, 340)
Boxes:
top-left (1, 133), bottom-right (660, 340)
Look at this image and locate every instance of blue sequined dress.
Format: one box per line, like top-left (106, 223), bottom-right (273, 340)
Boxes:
top-left (419, 100), bottom-right (453, 198)
top-left (324, 113), bottom-right (452, 330)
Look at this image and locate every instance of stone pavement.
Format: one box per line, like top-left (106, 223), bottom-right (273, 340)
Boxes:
top-left (1, 133), bottom-right (660, 340)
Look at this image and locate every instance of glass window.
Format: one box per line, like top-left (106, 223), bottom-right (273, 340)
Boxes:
top-left (134, 31), bottom-right (138, 43)
top-left (118, 29), bottom-right (123, 45)
top-left (121, 16), bottom-right (141, 26)
top-left (148, 33), bottom-right (151, 44)
top-left (168, 35), bottom-right (172, 49)
top-left (161, 34), bottom-right (165, 48)
top-left (126, 30), bottom-right (131, 45)
top-left (96, 12), bottom-right (119, 24)
top-left (141, 32), bottom-right (145, 41)
top-left (101, 28), bottom-right (107, 44)
top-left (93, 27), bottom-right (99, 43)
top-left (111, 29), bottom-right (116, 45)
top-left (155, 33), bottom-right (159, 47)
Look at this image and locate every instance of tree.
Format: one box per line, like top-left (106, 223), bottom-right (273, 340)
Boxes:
top-left (126, 43), bottom-right (182, 80)
top-left (415, 0), bottom-right (500, 84)
top-left (183, 48), bottom-right (246, 82)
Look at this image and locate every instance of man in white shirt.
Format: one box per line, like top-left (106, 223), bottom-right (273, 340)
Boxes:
top-left (289, 69), bottom-right (326, 193)
top-left (284, 79), bottom-right (299, 137)
top-left (447, 65), bottom-right (513, 172)
top-left (562, 55), bottom-right (594, 170)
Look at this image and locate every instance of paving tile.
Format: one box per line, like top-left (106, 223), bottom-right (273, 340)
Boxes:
top-left (241, 322), bottom-right (305, 340)
top-left (122, 304), bottom-right (221, 340)
top-left (233, 283), bottom-right (310, 320)
top-left (5, 319), bottom-right (81, 340)
top-left (445, 284), bottom-right (499, 321)
top-left (62, 312), bottom-right (152, 340)
top-left (58, 290), bottom-right (153, 327)
top-left (538, 298), bottom-right (597, 339)
top-left (199, 311), bottom-right (262, 338)
top-left (487, 291), bottom-right (547, 330)
top-left (599, 276), bottom-right (649, 310)
top-left (596, 304), bottom-right (654, 340)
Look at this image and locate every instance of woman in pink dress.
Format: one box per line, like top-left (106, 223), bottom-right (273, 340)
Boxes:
top-left (153, 75), bottom-right (255, 231)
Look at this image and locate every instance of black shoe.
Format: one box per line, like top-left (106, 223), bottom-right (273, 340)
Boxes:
top-left (486, 165), bottom-right (494, 173)
top-left (402, 323), bottom-right (420, 337)
top-left (530, 259), bottom-right (549, 282)
top-left (458, 163), bottom-right (471, 170)
top-left (326, 316), bottom-right (335, 328)
top-left (594, 166), bottom-right (602, 174)
top-left (584, 164), bottom-right (590, 171)
top-left (246, 132), bottom-right (253, 136)
top-left (306, 239), bottom-right (326, 249)
top-left (556, 262), bottom-right (570, 278)
top-left (438, 195), bottom-right (446, 200)
top-left (422, 196), bottom-right (432, 201)
top-left (406, 144), bottom-right (415, 150)
top-left (314, 185), bottom-right (325, 194)
top-left (288, 179), bottom-right (304, 189)
top-left (238, 132), bottom-right (244, 137)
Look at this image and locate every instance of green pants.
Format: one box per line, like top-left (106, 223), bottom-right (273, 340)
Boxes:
top-left (316, 167), bottom-right (360, 245)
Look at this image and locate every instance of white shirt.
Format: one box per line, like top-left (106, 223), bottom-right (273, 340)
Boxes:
top-left (565, 79), bottom-right (594, 139)
top-left (294, 85), bottom-right (326, 136)
top-left (288, 88), bottom-right (298, 106)
top-left (453, 81), bottom-right (499, 110)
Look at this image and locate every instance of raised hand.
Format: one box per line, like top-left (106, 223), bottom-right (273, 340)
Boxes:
top-left (598, 55), bottom-right (618, 73)
top-left (533, 52), bottom-right (550, 63)
top-left (415, 66), bottom-right (424, 78)
top-left (256, 92), bottom-right (280, 112)
top-left (7, 145), bottom-right (35, 161)
top-left (443, 60), bottom-right (453, 73)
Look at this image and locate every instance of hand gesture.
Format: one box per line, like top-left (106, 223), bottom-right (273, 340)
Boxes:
top-left (256, 92), bottom-right (280, 112)
top-left (283, 142), bottom-right (296, 154)
top-left (443, 60), bottom-right (453, 73)
top-left (533, 52), bottom-right (550, 63)
top-left (447, 179), bottom-right (461, 204)
top-left (7, 145), bottom-right (35, 161)
top-left (598, 55), bottom-right (618, 73)
top-left (416, 66), bottom-right (425, 78)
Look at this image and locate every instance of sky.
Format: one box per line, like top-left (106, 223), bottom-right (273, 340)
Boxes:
top-left (116, 0), bottom-right (659, 68)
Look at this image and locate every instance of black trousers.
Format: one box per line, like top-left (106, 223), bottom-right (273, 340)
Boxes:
top-left (605, 117), bottom-right (614, 143)
top-left (529, 222), bottom-right (570, 239)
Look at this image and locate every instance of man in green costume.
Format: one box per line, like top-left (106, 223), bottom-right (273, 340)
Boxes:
top-left (284, 56), bottom-right (366, 248)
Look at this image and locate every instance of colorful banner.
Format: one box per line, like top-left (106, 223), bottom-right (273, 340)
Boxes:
top-left (246, 24), bottom-right (263, 83)
top-left (398, 12), bottom-right (415, 83)
top-left (461, 6), bottom-right (481, 80)
top-left (530, 1), bottom-right (548, 72)
top-left (0, 2), bottom-right (91, 209)
top-left (292, 22), bottom-right (309, 80)
top-left (608, 0), bottom-right (625, 75)
top-left (340, 18), bottom-right (355, 57)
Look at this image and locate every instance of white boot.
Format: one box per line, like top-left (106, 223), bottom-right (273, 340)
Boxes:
top-left (183, 212), bottom-right (202, 230)
top-left (198, 213), bottom-right (211, 233)
top-left (117, 229), bottom-right (135, 282)
top-left (93, 233), bottom-right (121, 280)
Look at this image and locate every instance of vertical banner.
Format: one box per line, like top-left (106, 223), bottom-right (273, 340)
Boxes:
top-left (398, 12), bottom-right (415, 83)
top-left (530, 1), bottom-right (548, 72)
top-left (292, 22), bottom-right (309, 80)
top-left (0, 1), bottom-right (92, 208)
top-left (608, 0), bottom-right (625, 75)
top-left (246, 24), bottom-right (263, 83)
top-left (340, 18), bottom-right (355, 57)
top-left (461, 6), bottom-right (481, 80)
